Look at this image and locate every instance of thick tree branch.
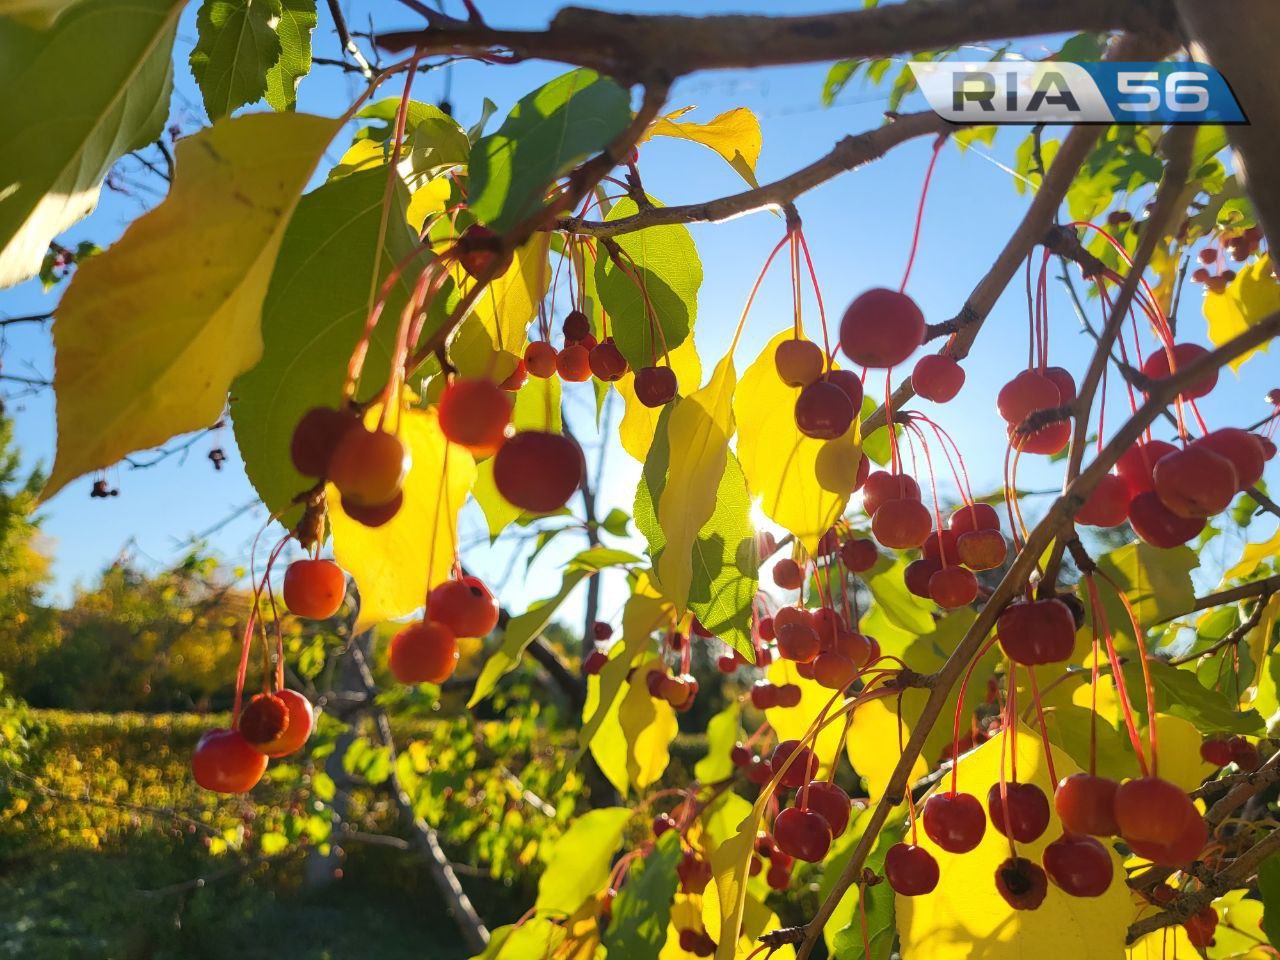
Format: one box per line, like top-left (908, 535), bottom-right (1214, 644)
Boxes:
top-left (562, 112), bottom-right (954, 237)
top-left (1127, 827), bottom-right (1280, 942)
top-left (378, 0), bottom-right (1164, 82)
top-left (1176, 0), bottom-right (1280, 254)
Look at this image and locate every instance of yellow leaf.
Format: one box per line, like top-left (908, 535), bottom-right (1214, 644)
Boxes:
top-left (1148, 240), bottom-right (1183, 319)
top-left (845, 696), bottom-right (927, 801)
top-left (1203, 252), bottom-right (1279, 371)
top-left (580, 573), bottom-right (673, 749)
top-left (1244, 594), bottom-right (1280, 720)
top-left (897, 723), bottom-right (1133, 960)
top-left (643, 107), bottom-right (763, 188)
top-left (735, 330), bottom-right (861, 556)
top-left (1126, 926), bottom-right (1197, 958)
top-left (1145, 714), bottom-right (1214, 792)
top-left (453, 234), bottom-right (549, 360)
top-left (328, 137), bottom-right (391, 180)
top-left (329, 404), bottom-right (475, 631)
top-left (656, 353), bottom-right (736, 611)
top-left (703, 885), bottom-right (794, 960)
top-left (405, 177), bottom-right (452, 232)
top-left (764, 658), bottom-right (844, 770)
top-left (43, 113), bottom-right (339, 501)
top-left (619, 658), bottom-right (679, 791)
top-left (1221, 527), bottom-right (1280, 584)
top-left (617, 335), bottom-right (701, 461)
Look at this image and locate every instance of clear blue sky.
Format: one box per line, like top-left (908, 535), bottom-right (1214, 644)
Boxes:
top-left (1, 0), bottom-right (1274, 621)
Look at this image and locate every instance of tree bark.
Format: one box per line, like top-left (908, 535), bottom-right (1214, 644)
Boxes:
top-left (1176, 0), bottom-right (1280, 251)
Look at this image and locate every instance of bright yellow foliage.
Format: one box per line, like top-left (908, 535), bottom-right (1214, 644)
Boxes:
top-left (897, 722), bottom-right (1133, 960)
top-left (329, 403), bottom-right (475, 631)
top-left (43, 113), bottom-right (339, 500)
top-left (1203, 252), bottom-right (1278, 371)
top-left (618, 335), bottom-right (702, 461)
top-left (735, 330), bottom-right (861, 556)
top-left (656, 353), bottom-right (736, 611)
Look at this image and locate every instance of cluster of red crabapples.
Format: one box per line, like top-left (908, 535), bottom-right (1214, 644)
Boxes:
top-left (1188, 223), bottom-right (1264, 293)
top-left (475, 214), bottom-right (680, 410)
top-left (189, 557), bottom-right (346, 794)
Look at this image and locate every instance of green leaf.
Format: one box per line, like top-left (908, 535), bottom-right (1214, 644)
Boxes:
top-left (829, 813), bottom-right (902, 959)
top-left (1122, 659), bottom-right (1263, 735)
top-left (1094, 542), bottom-right (1198, 647)
top-left (467, 97), bottom-right (497, 143)
top-left (602, 831), bottom-right (682, 960)
top-left (635, 407), bottom-right (757, 659)
top-left (468, 68), bottom-right (631, 233)
top-left (601, 507), bottom-right (630, 538)
top-left (693, 702), bottom-right (740, 784)
top-left (595, 196), bottom-right (702, 370)
top-left (43, 112), bottom-right (339, 501)
top-left (822, 59), bottom-right (862, 105)
top-left (469, 548), bottom-right (635, 706)
top-left (1259, 854), bottom-right (1280, 949)
top-left (190, 0), bottom-right (283, 121)
top-left (470, 920), bottom-right (563, 960)
top-left (0, 0), bottom-right (83, 28)
top-left (0, 0), bottom-right (182, 288)
top-left (865, 555), bottom-right (935, 635)
top-left (232, 166), bottom-right (435, 522)
top-left (264, 0), bottom-right (315, 112)
top-left (1055, 32), bottom-right (1107, 60)
top-left (535, 807), bottom-right (632, 915)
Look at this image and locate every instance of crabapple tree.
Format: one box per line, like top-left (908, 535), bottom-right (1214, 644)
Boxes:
top-left (4, 1), bottom-right (1280, 959)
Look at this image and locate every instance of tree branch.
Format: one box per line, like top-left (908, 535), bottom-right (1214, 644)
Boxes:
top-left (377, 0), bottom-right (1163, 82)
top-left (562, 112), bottom-right (954, 237)
top-left (1127, 827), bottom-right (1280, 943)
top-left (348, 642), bottom-right (491, 952)
top-left (326, 0), bottom-right (374, 77)
top-left (1164, 573), bottom-right (1280, 620)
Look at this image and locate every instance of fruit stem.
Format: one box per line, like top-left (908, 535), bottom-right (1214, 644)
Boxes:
top-left (1085, 574), bottom-right (1150, 777)
top-left (899, 135), bottom-right (945, 294)
top-left (795, 230), bottom-right (834, 369)
top-left (950, 634), bottom-right (999, 794)
top-left (1098, 570), bottom-right (1161, 777)
top-left (730, 232), bottom-right (792, 358)
top-left (1026, 666), bottom-right (1059, 788)
top-left (910, 413), bottom-right (974, 508)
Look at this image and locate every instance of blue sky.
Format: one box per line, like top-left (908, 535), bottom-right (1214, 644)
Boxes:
top-left (1, 0), bottom-right (1274, 624)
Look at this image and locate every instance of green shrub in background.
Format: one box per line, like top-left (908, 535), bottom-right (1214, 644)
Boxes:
top-left (0, 707), bottom-right (597, 959)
